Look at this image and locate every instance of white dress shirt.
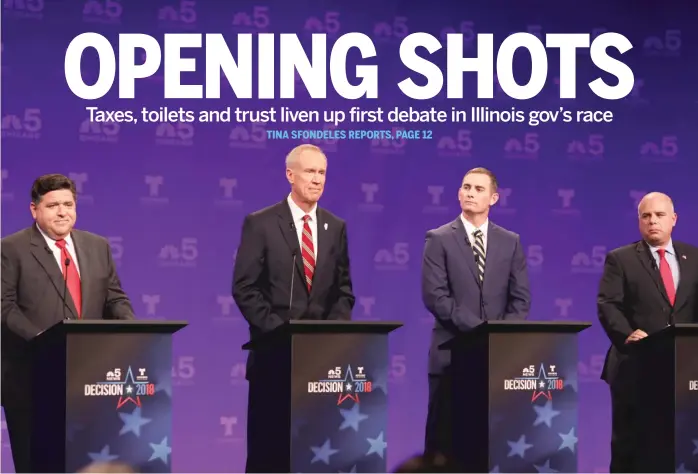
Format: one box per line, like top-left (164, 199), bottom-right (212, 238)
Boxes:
top-left (36, 223), bottom-right (81, 277)
top-left (287, 195), bottom-right (318, 260)
top-left (461, 215), bottom-right (489, 255)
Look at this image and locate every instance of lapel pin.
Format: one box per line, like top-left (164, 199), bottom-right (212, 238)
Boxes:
top-left (324, 223), bottom-right (328, 230)
top-left (682, 255), bottom-right (687, 259)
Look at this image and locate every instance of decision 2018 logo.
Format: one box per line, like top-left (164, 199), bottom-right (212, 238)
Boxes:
top-left (308, 365), bottom-right (373, 405)
top-left (84, 366), bottom-right (156, 409)
top-left (504, 363), bottom-right (565, 402)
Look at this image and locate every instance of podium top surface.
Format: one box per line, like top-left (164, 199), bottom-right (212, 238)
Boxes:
top-left (242, 320), bottom-right (403, 350)
top-left (439, 320), bottom-right (592, 349)
top-left (34, 319), bottom-right (188, 340)
top-left (634, 323), bottom-right (698, 347)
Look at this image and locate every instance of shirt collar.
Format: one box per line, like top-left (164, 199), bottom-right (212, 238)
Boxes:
top-left (460, 215), bottom-right (489, 238)
top-left (36, 222), bottom-right (74, 248)
top-left (287, 194), bottom-right (318, 223)
top-left (648, 239), bottom-right (675, 256)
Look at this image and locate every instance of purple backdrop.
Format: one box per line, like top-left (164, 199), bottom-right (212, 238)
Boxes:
top-left (2, 0), bottom-right (697, 472)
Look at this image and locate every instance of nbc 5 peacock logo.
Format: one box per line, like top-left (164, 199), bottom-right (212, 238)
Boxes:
top-left (84, 366), bottom-right (156, 409)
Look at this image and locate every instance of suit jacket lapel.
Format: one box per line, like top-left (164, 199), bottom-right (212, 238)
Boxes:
top-left (310, 209), bottom-right (331, 298)
top-left (29, 226), bottom-right (80, 319)
top-left (635, 241), bottom-right (670, 305)
top-left (276, 201), bottom-right (307, 292)
top-left (450, 217), bottom-right (480, 285)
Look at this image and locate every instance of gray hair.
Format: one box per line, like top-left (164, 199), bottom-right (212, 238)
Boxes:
top-left (285, 144), bottom-right (325, 168)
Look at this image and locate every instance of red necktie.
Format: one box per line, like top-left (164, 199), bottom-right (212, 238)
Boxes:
top-left (55, 239), bottom-right (82, 318)
top-left (301, 215), bottom-right (315, 292)
top-left (657, 248), bottom-right (676, 306)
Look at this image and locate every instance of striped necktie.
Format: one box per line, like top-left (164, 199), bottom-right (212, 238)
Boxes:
top-left (301, 215), bottom-right (315, 292)
top-left (472, 229), bottom-right (485, 283)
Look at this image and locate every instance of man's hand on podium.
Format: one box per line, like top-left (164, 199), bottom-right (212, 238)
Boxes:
top-left (625, 329), bottom-right (648, 344)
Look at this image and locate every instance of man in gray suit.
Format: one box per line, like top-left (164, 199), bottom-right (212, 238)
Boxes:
top-left (1, 174), bottom-right (135, 472)
top-left (421, 167), bottom-right (531, 457)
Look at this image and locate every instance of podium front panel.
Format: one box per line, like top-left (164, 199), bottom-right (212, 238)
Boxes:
top-left (675, 334), bottom-right (698, 473)
top-left (452, 331), bottom-right (579, 473)
top-left (64, 333), bottom-right (173, 473)
top-left (290, 333), bottom-right (389, 473)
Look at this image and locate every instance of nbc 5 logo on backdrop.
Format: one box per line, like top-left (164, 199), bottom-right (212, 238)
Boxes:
top-left (374, 243), bottom-right (409, 271)
top-left (390, 355), bottom-right (406, 384)
top-left (578, 353), bottom-right (605, 383)
top-left (436, 129), bottom-right (473, 158)
top-left (79, 119), bottom-right (119, 143)
top-left (142, 294), bottom-right (166, 320)
top-left (640, 135), bottom-right (678, 163)
top-left (358, 183), bottom-right (383, 213)
top-left (155, 122), bottom-right (194, 146)
top-left (230, 123), bottom-right (267, 149)
top-left (503, 132), bottom-right (539, 160)
top-left (490, 187), bottom-right (515, 216)
top-left (1, 108), bottom-right (41, 140)
top-left (423, 186), bottom-right (449, 214)
top-left (370, 127), bottom-right (406, 155)
top-left (82, 0), bottom-right (122, 24)
top-left (1, 169), bottom-right (14, 202)
top-left (68, 172), bottom-right (94, 205)
top-left (643, 29), bottom-right (681, 58)
top-left (372, 15), bottom-right (409, 44)
top-left (218, 415), bottom-right (243, 443)
top-left (440, 20), bottom-right (476, 48)
top-left (571, 246), bottom-right (606, 274)
top-left (172, 356), bottom-right (195, 386)
top-left (215, 178), bottom-right (243, 209)
top-left (303, 10), bottom-right (341, 38)
top-left (567, 134), bottom-right (604, 162)
top-left (3, 0), bottom-right (44, 20)
top-left (140, 175), bottom-right (169, 206)
top-left (158, 238), bottom-right (198, 268)
top-left (231, 5), bottom-right (270, 33)
top-left (230, 362), bottom-right (246, 386)
top-left (157, 0), bottom-right (197, 28)
top-left (553, 189), bottom-right (579, 216)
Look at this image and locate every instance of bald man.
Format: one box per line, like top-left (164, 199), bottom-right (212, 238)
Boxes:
top-left (597, 192), bottom-right (698, 472)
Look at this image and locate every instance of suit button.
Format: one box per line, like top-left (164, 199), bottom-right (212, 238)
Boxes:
top-left (663, 308), bottom-right (668, 313)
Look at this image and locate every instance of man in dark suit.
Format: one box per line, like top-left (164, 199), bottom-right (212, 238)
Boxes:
top-left (598, 191), bottom-right (698, 472)
top-left (1, 174), bottom-right (135, 473)
top-left (421, 167), bottom-right (531, 458)
top-left (232, 144), bottom-right (355, 473)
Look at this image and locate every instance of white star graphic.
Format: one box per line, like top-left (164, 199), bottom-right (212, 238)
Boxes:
top-left (118, 406), bottom-right (152, 437)
top-left (366, 431), bottom-right (387, 459)
top-left (339, 403), bottom-right (369, 432)
top-left (507, 434), bottom-right (533, 458)
top-left (558, 427), bottom-right (578, 453)
top-left (533, 400), bottom-right (561, 428)
top-left (310, 439), bottom-right (339, 465)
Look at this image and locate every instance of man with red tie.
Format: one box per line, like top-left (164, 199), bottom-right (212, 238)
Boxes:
top-left (233, 144), bottom-right (355, 473)
top-left (598, 191), bottom-right (698, 472)
top-left (1, 174), bottom-right (135, 472)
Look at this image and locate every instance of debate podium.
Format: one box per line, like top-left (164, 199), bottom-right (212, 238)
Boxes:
top-left (633, 323), bottom-right (698, 473)
top-left (242, 320), bottom-right (402, 473)
top-left (30, 319), bottom-right (187, 473)
top-left (441, 320), bottom-right (591, 473)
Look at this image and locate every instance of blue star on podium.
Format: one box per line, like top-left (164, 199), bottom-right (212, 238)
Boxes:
top-left (87, 445), bottom-right (118, 463)
top-left (558, 427), bottom-right (578, 453)
top-left (119, 406), bottom-right (152, 437)
top-left (366, 431), bottom-right (387, 459)
top-left (148, 436), bottom-right (171, 465)
top-left (507, 434), bottom-right (533, 458)
top-left (310, 438), bottom-right (339, 465)
top-left (534, 459), bottom-right (559, 473)
top-left (532, 400), bottom-right (561, 428)
top-left (339, 403), bottom-right (369, 432)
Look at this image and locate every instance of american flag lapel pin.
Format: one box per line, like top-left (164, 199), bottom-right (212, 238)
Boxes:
top-left (682, 255), bottom-right (687, 260)
top-left (324, 223), bottom-right (328, 230)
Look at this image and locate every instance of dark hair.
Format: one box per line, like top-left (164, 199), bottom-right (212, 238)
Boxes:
top-left (464, 167), bottom-right (498, 192)
top-left (31, 174), bottom-right (76, 205)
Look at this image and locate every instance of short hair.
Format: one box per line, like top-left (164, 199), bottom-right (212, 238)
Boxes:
top-left (31, 174), bottom-right (76, 205)
top-left (463, 167), bottom-right (498, 192)
top-left (285, 144), bottom-right (325, 168)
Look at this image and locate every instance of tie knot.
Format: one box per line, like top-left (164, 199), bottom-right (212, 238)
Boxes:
top-left (473, 230), bottom-right (482, 239)
top-left (657, 248), bottom-right (666, 258)
top-left (303, 215), bottom-right (311, 223)
top-left (55, 239), bottom-right (67, 250)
